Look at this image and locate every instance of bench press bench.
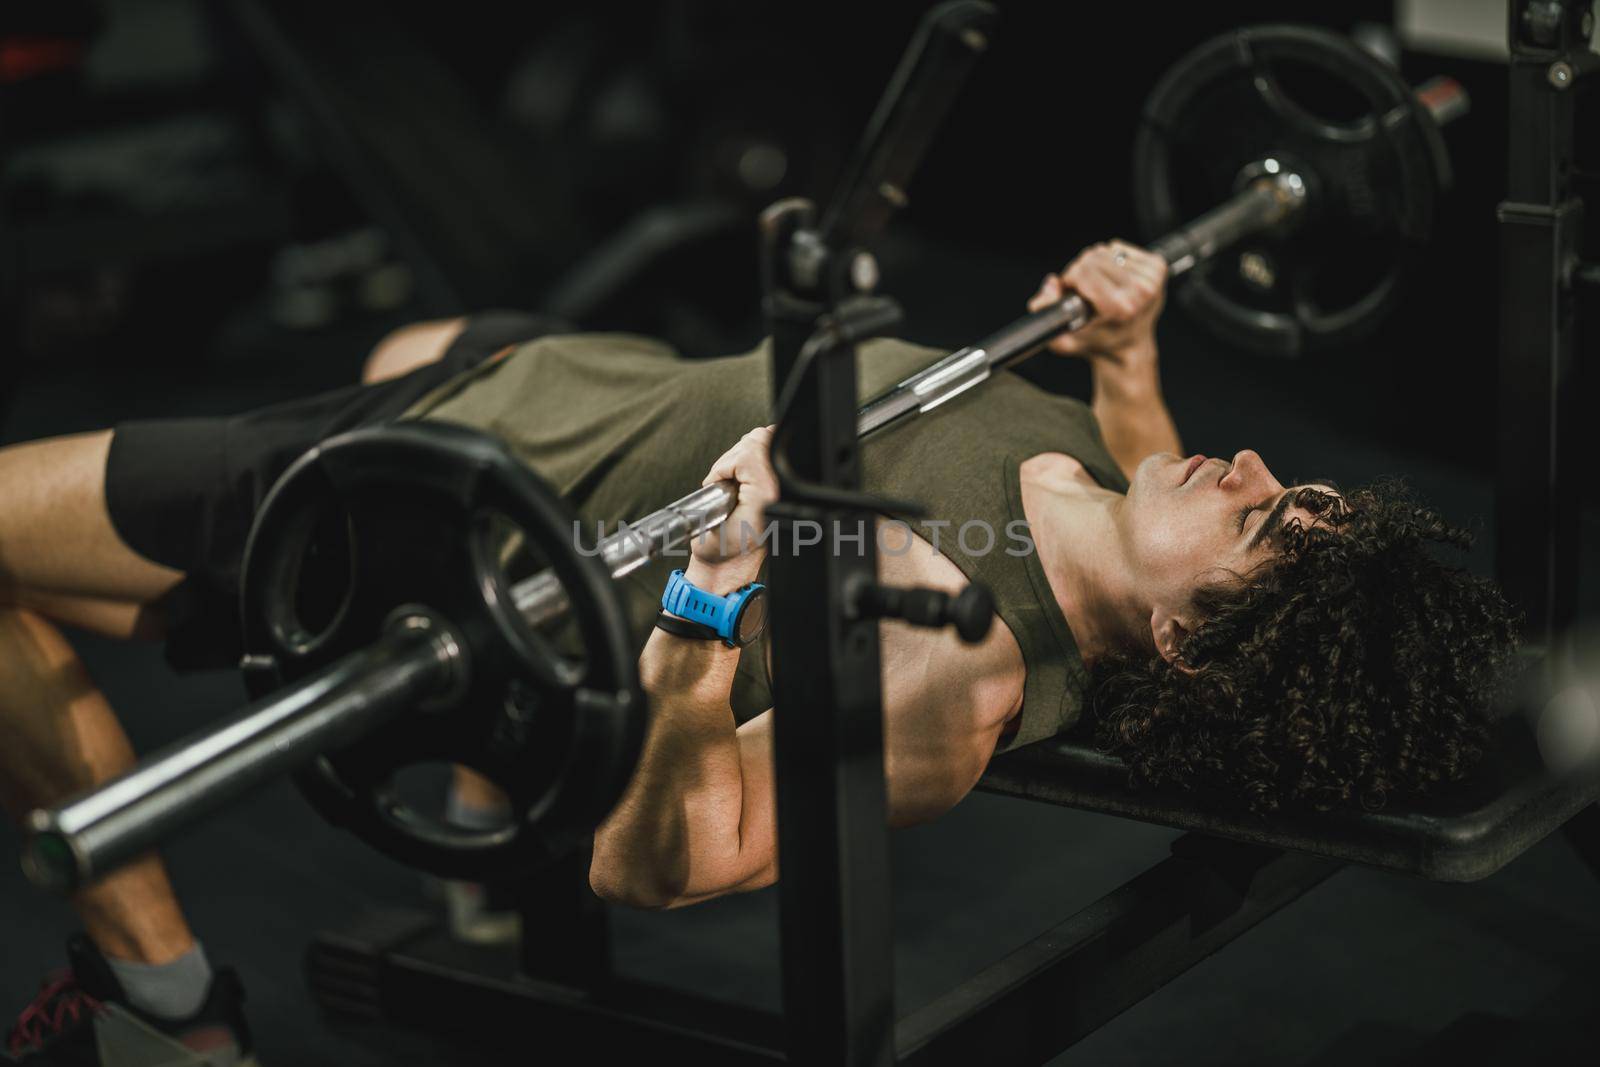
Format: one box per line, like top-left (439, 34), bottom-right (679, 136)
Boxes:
top-left (980, 712), bottom-right (1600, 884)
top-left (879, 713), bottom-right (1600, 1062)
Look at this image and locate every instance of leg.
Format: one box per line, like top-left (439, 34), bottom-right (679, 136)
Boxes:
top-left (362, 317), bottom-right (467, 384)
top-left (0, 607), bottom-right (194, 964)
top-left (0, 430), bottom-right (195, 963)
top-left (0, 430), bottom-right (183, 605)
top-left (0, 604), bottom-right (248, 1059)
top-left (442, 766), bottom-right (517, 945)
top-left (450, 765), bottom-right (510, 822)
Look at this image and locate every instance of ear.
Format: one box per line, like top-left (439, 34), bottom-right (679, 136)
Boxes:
top-left (1150, 609), bottom-right (1197, 675)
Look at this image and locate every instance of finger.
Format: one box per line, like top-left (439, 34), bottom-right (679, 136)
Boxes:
top-left (722, 441), bottom-right (780, 504)
top-left (1099, 241), bottom-right (1142, 274)
top-left (705, 426), bottom-right (775, 485)
top-left (704, 443), bottom-right (745, 486)
top-left (734, 435), bottom-right (777, 478)
top-left (1106, 239), bottom-right (1166, 281)
top-left (742, 426), bottom-right (777, 466)
top-left (1101, 238), bottom-right (1140, 264)
top-left (1083, 261), bottom-right (1143, 320)
top-left (1060, 243), bottom-right (1105, 277)
top-left (1107, 253), bottom-right (1167, 301)
top-left (1065, 259), bottom-right (1119, 311)
top-left (1060, 255), bottom-right (1097, 293)
top-left (1045, 285), bottom-right (1096, 353)
top-left (705, 460), bottom-right (738, 487)
top-left (1027, 273), bottom-right (1063, 313)
top-left (1087, 257), bottom-right (1135, 288)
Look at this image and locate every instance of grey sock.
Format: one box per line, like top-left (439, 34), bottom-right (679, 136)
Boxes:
top-left (105, 943), bottom-right (213, 1021)
top-left (446, 788), bottom-right (510, 830)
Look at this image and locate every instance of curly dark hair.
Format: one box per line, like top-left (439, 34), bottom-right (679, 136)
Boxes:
top-left (1089, 478), bottom-right (1521, 814)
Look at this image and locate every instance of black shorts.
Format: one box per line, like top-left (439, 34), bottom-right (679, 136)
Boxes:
top-left (105, 311), bottom-right (566, 669)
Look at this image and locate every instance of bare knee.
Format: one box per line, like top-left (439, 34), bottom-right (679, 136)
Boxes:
top-left (0, 604), bottom-right (95, 700)
top-left (0, 431), bottom-right (185, 605)
top-left (0, 584), bottom-right (166, 642)
top-left (361, 317), bottom-right (469, 384)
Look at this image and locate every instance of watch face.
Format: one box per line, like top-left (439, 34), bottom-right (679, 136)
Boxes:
top-left (737, 590), bottom-right (768, 644)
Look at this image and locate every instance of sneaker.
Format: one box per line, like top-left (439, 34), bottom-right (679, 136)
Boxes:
top-left (4, 935), bottom-right (257, 1066)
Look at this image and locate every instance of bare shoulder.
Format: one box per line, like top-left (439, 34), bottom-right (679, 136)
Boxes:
top-left (1019, 450), bottom-right (1096, 489)
top-left (873, 519), bottom-right (1025, 824)
top-left (875, 518), bottom-right (1024, 724)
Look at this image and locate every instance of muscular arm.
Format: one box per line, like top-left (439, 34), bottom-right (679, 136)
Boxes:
top-left (588, 612), bottom-right (778, 908)
top-left (589, 426), bottom-right (783, 909)
top-left (1031, 241), bottom-right (1183, 480)
top-left (589, 425), bottom-right (1018, 910)
top-left (1089, 342), bottom-right (1183, 481)
top-left (589, 551), bottom-right (1018, 910)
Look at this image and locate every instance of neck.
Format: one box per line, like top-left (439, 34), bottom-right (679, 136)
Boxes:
top-left (1020, 463), bottom-right (1144, 665)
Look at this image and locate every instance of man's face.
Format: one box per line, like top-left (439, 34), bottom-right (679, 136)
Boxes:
top-left (1120, 450), bottom-right (1338, 628)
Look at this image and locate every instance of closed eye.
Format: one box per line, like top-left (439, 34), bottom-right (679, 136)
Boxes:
top-left (1237, 491), bottom-right (1284, 538)
top-left (1246, 488), bottom-right (1303, 551)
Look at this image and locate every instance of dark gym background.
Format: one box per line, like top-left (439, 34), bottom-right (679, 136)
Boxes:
top-left (2, 1), bottom-right (1597, 1064)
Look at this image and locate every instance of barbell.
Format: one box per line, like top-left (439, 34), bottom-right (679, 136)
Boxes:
top-left (23, 24), bottom-right (1464, 892)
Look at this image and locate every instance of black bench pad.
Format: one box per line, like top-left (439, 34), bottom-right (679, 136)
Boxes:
top-left (977, 717), bottom-right (1598, 882)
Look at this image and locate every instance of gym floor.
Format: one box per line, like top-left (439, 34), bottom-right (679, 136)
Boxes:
top-left (4, 1), bottom-right (1600, 1064)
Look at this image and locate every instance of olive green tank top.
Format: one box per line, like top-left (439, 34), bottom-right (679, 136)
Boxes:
top-left (403, 333), bottom-right (1128, 751)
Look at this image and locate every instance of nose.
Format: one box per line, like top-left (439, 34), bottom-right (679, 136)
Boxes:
top-left (1220, 449), bottom-right (1282, 494)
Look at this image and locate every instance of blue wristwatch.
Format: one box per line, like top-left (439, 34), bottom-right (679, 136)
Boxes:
top-left (660, 569), bottom-right (768, 648)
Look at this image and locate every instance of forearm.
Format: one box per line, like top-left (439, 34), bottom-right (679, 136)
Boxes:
top-left (1089, 341), bottom-right (1182, 479)
top-left (589, 559), bottom-right (759, 907)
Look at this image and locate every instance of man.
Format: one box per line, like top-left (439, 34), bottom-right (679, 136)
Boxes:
top-left (0, 242), bottom-right (1517, 1060)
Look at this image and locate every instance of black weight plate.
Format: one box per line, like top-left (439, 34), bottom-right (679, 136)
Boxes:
top-left (239, 422), bottom-right (644, 880)
top-left (1133, 25), bottom-right (1448, 357)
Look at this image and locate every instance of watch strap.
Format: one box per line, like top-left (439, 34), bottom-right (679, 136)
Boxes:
top-left (654, 611), bottom-right (723, 643)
